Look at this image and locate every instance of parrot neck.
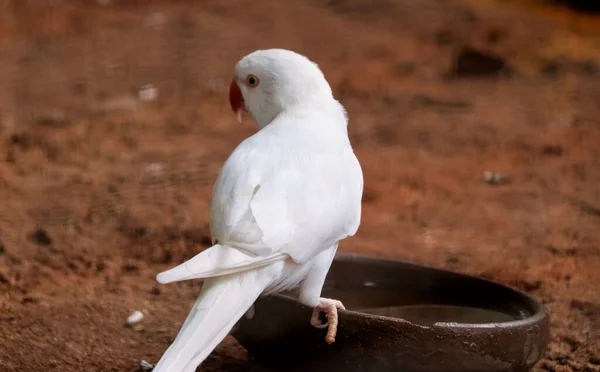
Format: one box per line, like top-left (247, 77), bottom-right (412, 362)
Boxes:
top-left (256, 96), bottom-right (345, 131)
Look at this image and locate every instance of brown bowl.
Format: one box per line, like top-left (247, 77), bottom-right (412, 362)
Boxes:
top-left (232, 253), bottom-right (550, 372)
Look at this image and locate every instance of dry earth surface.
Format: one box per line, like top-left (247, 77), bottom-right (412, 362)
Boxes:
top-left (0, 0), bottom-right (599, 371)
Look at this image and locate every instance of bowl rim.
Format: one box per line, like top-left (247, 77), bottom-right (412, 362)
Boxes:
top-left (271, 252), bottom-right (550, 330)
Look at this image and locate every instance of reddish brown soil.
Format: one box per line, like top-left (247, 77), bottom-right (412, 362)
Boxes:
top-left (0, 1), bottom-right (599, 371)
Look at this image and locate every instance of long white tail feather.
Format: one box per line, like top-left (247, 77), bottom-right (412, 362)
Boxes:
top-left (153, 268), bottom-right (274, 372)
top-left (156, 244), bottom-right (286, 284)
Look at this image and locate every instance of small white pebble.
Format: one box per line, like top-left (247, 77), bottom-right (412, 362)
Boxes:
top-left (140, 360), bottom-right (155, 371)
top-left (138, 84), bottom-right (159, 102)
top-left (483, 171), bottom-right (510, 185)
top-left (557, 115), bottom-right (576, 127)
top-left (145, 163), bottom-right (165, 177)
top-left (483, 171), bottom-right (494, 183)
top-left (95, 95), bottom-right (139, 113)
top-left (145, 12), bottom-right (166, 29)
top-left (206, 78), bottom-right (226, 93)
top-left (126, 311), bottom-right (144, 326)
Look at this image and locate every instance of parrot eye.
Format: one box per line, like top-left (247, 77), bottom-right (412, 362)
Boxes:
top-left (246, 74), bottom-right (259, 88)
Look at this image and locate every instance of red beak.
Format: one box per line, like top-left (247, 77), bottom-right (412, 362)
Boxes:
top-left (229, 79), bottom-right (244, 122)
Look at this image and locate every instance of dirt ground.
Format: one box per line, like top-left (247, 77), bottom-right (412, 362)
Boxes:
top-left (0, 0), bottom-right (599, 371)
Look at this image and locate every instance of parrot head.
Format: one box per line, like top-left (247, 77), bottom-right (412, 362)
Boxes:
top-left (229, 49), bottom-right (334, 128)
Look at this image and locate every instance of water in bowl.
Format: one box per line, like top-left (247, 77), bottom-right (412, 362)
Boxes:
top-left (358, 304), bottom-right (516, 326)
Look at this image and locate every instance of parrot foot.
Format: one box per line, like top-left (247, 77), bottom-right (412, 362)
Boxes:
top-left (310, 298), bottom-right (345, 345)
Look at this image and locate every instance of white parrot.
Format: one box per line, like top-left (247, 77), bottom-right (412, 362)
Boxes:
top-left (152, 49), bottom-right (363, 372)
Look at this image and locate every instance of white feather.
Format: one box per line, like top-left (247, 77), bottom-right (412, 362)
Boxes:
top-left (153, 263), bottom-right (283, 372)
top-left (209, 107), bottom-right (362, 263)
top-left (153, 49), bottom-right (363, 371)
top-left (156, 244), bottom-right (286, 284)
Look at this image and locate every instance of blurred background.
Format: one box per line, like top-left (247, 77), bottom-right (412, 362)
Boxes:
top-left (0, 0), bottom-right (599, 371)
